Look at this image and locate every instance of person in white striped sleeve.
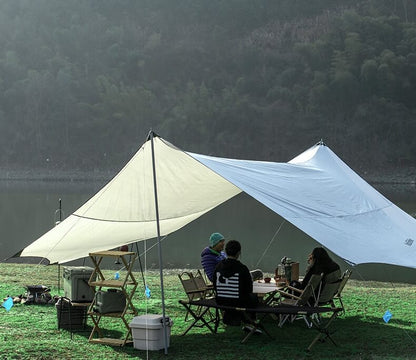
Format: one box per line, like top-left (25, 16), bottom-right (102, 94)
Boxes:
top-left (213, 240), bottom-right (259, 326)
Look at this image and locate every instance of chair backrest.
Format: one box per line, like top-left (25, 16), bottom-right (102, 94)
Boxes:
top-left (194, 269), bottom-right (209, 291)
top-left (298, 273), bottom-right (323, 306)
top-left (178, 271), bottom-right (205, 301)
top-left (317, 269), bottom-right (342, 305)
top-left (199, 269), bottom-right (213, 286)
top-left (335, 269), bottom-right (352, 297)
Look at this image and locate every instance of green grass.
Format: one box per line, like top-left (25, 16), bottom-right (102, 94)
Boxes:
top-left (1, 263), bottom-right (416, 359)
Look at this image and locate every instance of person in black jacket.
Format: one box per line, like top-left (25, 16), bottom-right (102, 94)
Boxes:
top-left (213, 240), bottom-right (258, 325)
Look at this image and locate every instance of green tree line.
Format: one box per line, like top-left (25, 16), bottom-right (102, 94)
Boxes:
top-left (0, 0), bottom-right (415, 172)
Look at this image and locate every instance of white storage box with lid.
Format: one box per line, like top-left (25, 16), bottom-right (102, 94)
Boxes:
top-left (129, 314), bottom-right (173, 350)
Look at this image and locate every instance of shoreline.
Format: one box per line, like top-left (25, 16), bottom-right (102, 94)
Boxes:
top-left (0, 169), bottom-right (115, 183)
top-left (1, 168), bottom-right (415, 186)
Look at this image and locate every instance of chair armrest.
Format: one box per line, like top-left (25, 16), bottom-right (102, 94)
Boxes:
top-left (186, 288), bottom-right (207, 294)
top-left (285, 285), bottom-right (302, 294)
top-left (275, 289), bottom-right (302, 301)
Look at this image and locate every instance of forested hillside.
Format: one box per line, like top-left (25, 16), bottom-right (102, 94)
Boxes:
top-left (0, 0), bottom-right (415, 173)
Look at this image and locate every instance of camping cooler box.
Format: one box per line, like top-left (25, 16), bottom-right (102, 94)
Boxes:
top-left (129, 314), bottom-right (173, 351)
top-left (94, 289), bottom-right (126, 314)
top-left (63, 266), bottom-right (95, 302)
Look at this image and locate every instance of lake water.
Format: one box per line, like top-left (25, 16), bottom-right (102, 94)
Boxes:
top-left (1, 179), bottom-right (416, 283)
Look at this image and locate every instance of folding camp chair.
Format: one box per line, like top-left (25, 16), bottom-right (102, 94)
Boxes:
top-left (178, 271), bottom-right (214, 322)
top-left (276, 269), bottom-right (342, 327)
top-left (311, 270), bottom-right (343, 325)
top-left (330, 269), bottom-right (352, 315)
top-left (275, 273), bottom-right (323, 327)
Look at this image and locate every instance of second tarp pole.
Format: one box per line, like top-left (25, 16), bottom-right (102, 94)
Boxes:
top-left (149, 131), bottom-right (169, 355)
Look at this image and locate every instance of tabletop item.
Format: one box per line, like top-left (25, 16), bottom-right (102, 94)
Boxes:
top-left (275, 258), bottom-right (299, 283)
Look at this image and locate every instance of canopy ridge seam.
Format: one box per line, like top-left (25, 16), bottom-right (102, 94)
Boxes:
top-left (71, 212), bottom-right (217, 223)
top-left (284, 204), bottom-right (395, 220)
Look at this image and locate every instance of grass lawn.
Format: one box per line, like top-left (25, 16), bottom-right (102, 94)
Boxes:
top-left (0, 263), bottom-right (416, 360)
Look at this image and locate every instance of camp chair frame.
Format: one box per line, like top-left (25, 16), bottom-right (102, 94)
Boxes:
top-left (310, 274), bottom-right (343, 326)
top-left (276, 270), bottom-right (342, 328)
top-left (305, 307), bottom-right (340, 351)
top-left (178, 270), bottom-right (215, 322)
top-left (276, 273), bottom-right (323, 327)
top-left (331, 269), bottom-right (352, 315)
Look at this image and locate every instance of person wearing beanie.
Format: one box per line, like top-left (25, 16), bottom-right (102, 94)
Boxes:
top-left (200, 232), bottom-right (226, 282)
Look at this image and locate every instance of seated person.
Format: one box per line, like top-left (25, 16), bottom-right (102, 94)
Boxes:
top-left (201, 232), bottom-right (226, 283)
top-left (213, 240), bottom-right (258, 325)
top-left (291, 246), bottom-right (341, 293)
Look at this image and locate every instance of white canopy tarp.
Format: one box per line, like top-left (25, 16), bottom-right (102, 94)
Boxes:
top-left (192, 144), bottom-right (416, 268)
top-left (20, 136), bottom-right (416, 268)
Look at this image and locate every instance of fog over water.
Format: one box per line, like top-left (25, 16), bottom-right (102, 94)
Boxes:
top-left (1, 180), bottom-right (415, 283)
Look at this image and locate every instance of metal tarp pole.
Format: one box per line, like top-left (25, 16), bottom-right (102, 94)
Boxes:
top-left (56, 198), bottom-right (62, 290)
top-left (149, 131), bottom-right (169, 354)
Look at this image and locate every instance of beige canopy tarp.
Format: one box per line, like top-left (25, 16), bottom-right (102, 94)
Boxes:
top-left (20, 137), bottom-right (240, 263)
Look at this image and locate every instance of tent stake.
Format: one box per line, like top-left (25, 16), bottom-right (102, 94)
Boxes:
top-left (149, 131), bottom-right (169, 355)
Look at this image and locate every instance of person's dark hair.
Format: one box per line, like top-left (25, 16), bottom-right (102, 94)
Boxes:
top-left (225, 240), bottom-right (241, 257)
top-left (310, 247), bottom-right (336, 273)
top-left (312, 247), bottom-right (331, 263)
top-left (301, 246), bottom-right (340, 288)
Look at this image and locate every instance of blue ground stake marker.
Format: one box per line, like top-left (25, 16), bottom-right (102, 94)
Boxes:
top-left (2, 297), bottom-right (13, 311)
top-left (383, 310), bottom-right (392, 323)
top-left (145, 285), bottom-right (151, 298)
